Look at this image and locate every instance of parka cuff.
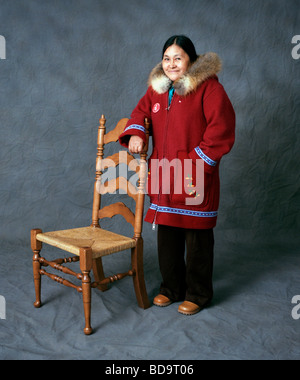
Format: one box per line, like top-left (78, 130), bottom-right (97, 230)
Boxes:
top-left (119, 124), bottom-right (147, 148)
top-left (188, 147), bottom-right (218, 174)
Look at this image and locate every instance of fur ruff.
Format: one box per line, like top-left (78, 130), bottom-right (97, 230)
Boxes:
top-left (148, 52), bottom-right (222, 96)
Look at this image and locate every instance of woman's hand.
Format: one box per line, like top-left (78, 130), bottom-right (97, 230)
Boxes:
top-left (128, 135), bottom-right (145, 155)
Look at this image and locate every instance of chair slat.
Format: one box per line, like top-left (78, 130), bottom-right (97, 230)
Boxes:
top-left (98, 202), bottom-right (135, 227)
top-left (104, 118), bottom-right (129, 144)
top-left (99, 151), bottom-right (139, 172)
top-left (97, 177), bottom-right (138, 203)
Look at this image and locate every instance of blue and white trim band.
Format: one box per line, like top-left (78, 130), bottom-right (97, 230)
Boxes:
top-left (194, 147), bottom-right (217, 167)
top-left (124, 124), bottom-right (146, 134)
top-left (150, 204), bottom-right (218, 218)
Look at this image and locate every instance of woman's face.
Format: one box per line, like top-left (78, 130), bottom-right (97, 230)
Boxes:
top-left (162, 44), bottom-right (191, 82)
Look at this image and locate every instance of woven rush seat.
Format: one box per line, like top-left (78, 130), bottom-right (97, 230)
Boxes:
top-left (36, 227), bottom-right (136, 258)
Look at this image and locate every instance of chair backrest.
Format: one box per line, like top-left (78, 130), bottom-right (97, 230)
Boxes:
top-left (91, 115), bottom-right (150, 239)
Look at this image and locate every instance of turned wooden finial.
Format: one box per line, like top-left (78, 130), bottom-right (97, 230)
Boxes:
top-left (97, 114), bottom-right (106, 161)
top-left (99, 114), bottom-right (106, 126)
top-left (92, 115), bottom-right (107, 228)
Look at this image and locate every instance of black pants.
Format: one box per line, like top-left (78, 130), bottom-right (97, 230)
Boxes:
top-left (158, 225), bottom-right (214, 308)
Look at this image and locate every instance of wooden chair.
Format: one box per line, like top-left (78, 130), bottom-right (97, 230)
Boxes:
top-left (31, 115), bottom-right (151, 335)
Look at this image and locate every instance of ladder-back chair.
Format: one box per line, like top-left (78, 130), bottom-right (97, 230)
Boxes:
top-left (31, 115), bottom-right (151, 335)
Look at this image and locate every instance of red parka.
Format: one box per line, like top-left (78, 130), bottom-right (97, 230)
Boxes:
top-left (119, 52), bottom-right (235, 229)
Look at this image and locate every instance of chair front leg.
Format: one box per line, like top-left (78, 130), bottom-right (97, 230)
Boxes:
top-left (31, 229), bottom-right (43, 308)
top-left (80, 247), bottom-right (93, 335)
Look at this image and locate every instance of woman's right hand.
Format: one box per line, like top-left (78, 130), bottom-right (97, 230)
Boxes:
top-left (128, 135), bottom-right (145, 155)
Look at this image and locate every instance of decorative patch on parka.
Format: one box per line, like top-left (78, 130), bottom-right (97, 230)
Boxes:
top-left (152, 103), bottom-right (160, 113)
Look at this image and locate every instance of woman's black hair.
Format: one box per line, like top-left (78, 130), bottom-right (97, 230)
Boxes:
top-left (162, 35), bottom-right (198, 63)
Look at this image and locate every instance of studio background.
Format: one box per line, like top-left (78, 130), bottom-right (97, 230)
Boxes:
top-left (0, 0), bottom-right (299, 360)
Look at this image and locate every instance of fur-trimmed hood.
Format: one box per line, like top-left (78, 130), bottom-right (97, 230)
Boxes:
top-left (148, 52), bottom-right (222, 97)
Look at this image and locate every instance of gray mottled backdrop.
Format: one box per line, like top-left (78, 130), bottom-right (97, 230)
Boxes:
top-left (0, 0), bottom-right (299, 360)
top-left (0, 0), bottom-right (299, 247)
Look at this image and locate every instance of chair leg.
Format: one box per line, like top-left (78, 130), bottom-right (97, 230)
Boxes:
top-left (131, 238), bottom-right (150, 309)
top-left (92, 257), bottom-right (109, 292)
top-left (80, 247), bottom-right (93, 335)
top-left (31, 229), bottom-right (43, 308)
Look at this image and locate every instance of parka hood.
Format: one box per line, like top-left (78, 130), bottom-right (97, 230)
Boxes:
top-left (148, 52), bottom-right (222, 96)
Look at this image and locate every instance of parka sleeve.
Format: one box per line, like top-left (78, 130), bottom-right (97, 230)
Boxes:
top-left (188, 82), bottom-right (235, 173)
top-left (119, 88), bottom-right (153, 148)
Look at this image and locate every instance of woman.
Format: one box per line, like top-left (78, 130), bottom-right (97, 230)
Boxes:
top-left (119, 35), bottom-right (235, 315)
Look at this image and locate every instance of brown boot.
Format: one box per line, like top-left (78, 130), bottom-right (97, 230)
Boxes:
top-left (178, 301), bottom-right (200, 315)
top-left (153, 294), bottom-right (173, 307)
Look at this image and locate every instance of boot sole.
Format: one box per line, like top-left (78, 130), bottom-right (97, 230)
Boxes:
top-left (153, 301), bottom-right (173, 307)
